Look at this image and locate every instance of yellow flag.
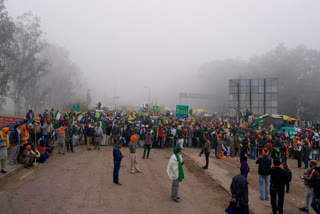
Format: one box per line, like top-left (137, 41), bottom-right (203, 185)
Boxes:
top-left (227, 121), bottom-right (230, 129)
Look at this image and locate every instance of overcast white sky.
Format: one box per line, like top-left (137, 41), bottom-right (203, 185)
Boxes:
top-left (6, 0), bottom-right (320, 106)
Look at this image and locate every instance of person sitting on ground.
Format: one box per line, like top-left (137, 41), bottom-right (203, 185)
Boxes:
top-left (30, 144), bottom-right (40, 164)
top-left (36, 141), bottom-right (48, 163)
top-left (20, 145), bottom-right (36, 169)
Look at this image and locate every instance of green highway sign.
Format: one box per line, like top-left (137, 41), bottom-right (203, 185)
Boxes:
top-left (73, 104), bottom-right (80, 111)
top-left (176, 105), bottom-right (189, 118)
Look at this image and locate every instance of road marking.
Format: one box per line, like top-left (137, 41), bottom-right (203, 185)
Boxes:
top-left (19, 170), bottom-right (34, 180)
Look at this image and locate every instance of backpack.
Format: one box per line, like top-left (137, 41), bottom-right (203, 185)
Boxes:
top-left (284, 167), bottom-right (292, 182)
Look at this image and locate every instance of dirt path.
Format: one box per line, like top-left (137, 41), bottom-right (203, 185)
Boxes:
top-left (0, 146), bottom-right (230, 214)
top-left (183, 148), bottom-right (315, 214)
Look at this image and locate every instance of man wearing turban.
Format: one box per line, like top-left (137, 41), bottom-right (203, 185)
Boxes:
top-left (167, 146), bottom-right (184, 202)
top-left (20, 145), bottom-right (36, 169)
top-left (0, 127), bottom-right (10, 173)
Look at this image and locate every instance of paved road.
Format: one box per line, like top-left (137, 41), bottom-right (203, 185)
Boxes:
top-left (0, 146), bottom-right (230, 214)
top-left (184, 148), bottom-right (316, 214)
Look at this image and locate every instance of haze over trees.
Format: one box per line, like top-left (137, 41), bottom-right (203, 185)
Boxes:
top-left (198, 45), bottom-right (320, 120)
top-left (0, 1), bottom-right (84, 116)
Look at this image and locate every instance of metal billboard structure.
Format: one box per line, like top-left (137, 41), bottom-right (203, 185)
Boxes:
top-left (229, 78), bottom-right (278, 116)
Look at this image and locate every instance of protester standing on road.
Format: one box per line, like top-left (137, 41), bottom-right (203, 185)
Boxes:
top-left (256, 148), bottom-right (271, 201)
top-left (142, 129), bottom-right (152, 159)
top-left (295, 138), bottom-right (303, 169)
top-left (128, 135), bottom-right (142, 173)
top-left (303, 140), bottom-right (312, 169)
top-left (57, 124), bottom-right (66, 155)
top-left (9, 124), bottom-right (21, 165)
top-left (269, 159), bottom-right (290, 214)
top-left (199, 134), bottom-right (210, 170)
top-left (95, 122), bottom-right (103, 150)
top-left (240, 136), bottom-right (249, 163)
top-left (167, 146), bottom-right (184, 202)
top-left (0, 127), bottom-right (9, 173)
top-left (113, 142), bottom-right (124, 185)
top-left (226, 161), bottom-right (250, 214)
top-left (112, 123), bottom-right (120, 146)
top-left (86, 122), bottom-right (94, 150)
top-left (177, 126), bottom-right (184, 149)
top-left (299, 160), bottom-right (318, 213)
top-left (311, 167), bottom-right (320, 214)
top-left (42, 118), bottom-right (53, 139)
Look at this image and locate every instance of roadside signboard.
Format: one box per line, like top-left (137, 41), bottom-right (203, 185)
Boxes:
top-left (176, 105), bottom-right (189, 118)
top-left (73, 104), bottom-right (80, 111)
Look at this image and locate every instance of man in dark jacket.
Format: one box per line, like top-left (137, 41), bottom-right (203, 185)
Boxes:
top-left (303, 141), bottom-right (312, 169)
top-left (269, 159), bottom-right (290, 214)
top-left (85, 122), bottom-right (94, 150)
top-left (9, 124), bottom-right (21, 165)
top-left (256, 148), bottom-right (272, 200)
top-left (199, 134), bottom-right (211, 170)
top-left (226, 161), bottom-right (250, 214)
top-left (113, 142), bottom-right (124, 185)
top-left (112, 124), bottom-right (120, 146)
top-left (311, 167), bottom-right (320, 214)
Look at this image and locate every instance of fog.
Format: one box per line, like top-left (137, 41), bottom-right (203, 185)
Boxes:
top-left (4, 0), bottom-right (320, 115)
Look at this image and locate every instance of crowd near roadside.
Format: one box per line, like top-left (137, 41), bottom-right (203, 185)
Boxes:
top-left (1, 107), bottom-right (320, 214)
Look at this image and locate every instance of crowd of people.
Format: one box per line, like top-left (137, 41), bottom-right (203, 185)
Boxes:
top-left (1, 107), bottom-right (320, 213)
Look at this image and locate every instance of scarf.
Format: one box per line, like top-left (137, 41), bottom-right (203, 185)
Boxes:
top-left (174, 153), bottom-right (184, 182)
top-left (0, 132), bottom-right (9, 148)
top-left (48, 124), bottom-right (51, 133)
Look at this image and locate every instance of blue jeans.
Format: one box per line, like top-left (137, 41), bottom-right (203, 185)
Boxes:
top-left (250, 147), bottom-right (256, 159)
top-left (113, 160), bottom-right (121, 184)
top-left (311, 196), bottom-right (320, 214)
top-left (303, 157), bottom-right (309, 169)
top-left (259, 175), bottom-right (269, 199)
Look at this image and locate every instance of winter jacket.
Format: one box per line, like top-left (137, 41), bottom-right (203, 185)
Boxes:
top-left (256, 156), bottom-right (272, 175)
top-left (230, 173), bottom-right (249, 207)
top-left (113, 146), bottom-right (123, 161)
top-left (314, 174), bottom-right (320, 199)
top-left (268, 167), bottom-right (290, 191)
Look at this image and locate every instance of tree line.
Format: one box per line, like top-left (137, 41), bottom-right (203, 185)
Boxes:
top-left (0, 0), bottom-right (84, 117)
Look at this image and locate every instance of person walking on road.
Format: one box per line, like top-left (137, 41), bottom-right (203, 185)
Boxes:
top-left (269, 159), bottom-right (290, 214)
top-left (256, 148), bottom-right (271, 201)
top-left (299, 160), bottom-right (318, 213)
top-left (199, 134), bottom-right (210, 170)
top-left (142, 129), bottom-right (152, 159)
top-left (226, 161), bottom-right (250, 214)
top-left (167, 146), bottom-right (184, 202)
top-left (128, 135), bottom-right (142, 174)
top-left (113, 142), bottom-right (124, 185)
top-left (0, 127), bottom-right (10, 173)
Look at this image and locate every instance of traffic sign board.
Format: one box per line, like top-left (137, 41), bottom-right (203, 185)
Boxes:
top-left (176, 105), bottom-right (189, 118)
top-left (73, 104), bottom-right (80, 111)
